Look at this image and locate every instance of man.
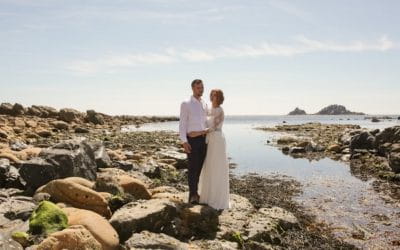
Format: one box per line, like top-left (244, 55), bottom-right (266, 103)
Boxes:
top-left (179, 79), bottom-right (208, 204)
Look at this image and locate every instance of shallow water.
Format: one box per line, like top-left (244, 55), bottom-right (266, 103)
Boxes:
top-left (124, 115), bottom-right (400, 249)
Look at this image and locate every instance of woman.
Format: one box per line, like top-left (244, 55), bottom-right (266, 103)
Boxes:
top-left (189, 89), bottom-right (230, 210)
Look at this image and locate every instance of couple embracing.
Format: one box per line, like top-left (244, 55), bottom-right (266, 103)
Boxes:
top-left (179, 79), bottom-right (230, 211)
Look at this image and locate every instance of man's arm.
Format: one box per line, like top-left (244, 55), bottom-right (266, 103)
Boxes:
top-left (179, 102), bottom-right (192, 153)
top-left (179, 102), bottom-right (188, 143)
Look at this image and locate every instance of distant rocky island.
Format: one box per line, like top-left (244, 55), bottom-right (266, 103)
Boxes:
top-left (316, 104), bottom-right (365, 115)
top-left (287, 107), bottom-right (307, 115)
top-left (288, 104), bottom-right (365, 116)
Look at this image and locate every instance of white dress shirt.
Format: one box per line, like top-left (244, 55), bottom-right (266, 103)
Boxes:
top-left (179, 95), bottom-right (208, 143)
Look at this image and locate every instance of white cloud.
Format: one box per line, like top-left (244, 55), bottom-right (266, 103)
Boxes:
top-left (57, 5), bottom-right (235, 23)
top-left (295, 35), bottom-right (395, 52)
top-left (67, 53), bottom-right (178, 74)
top-left (67, 35), bottom-right (397, 74)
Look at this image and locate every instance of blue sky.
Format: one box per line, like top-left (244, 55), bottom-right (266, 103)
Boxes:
top-left (0, 0), bottom-right (399, 115)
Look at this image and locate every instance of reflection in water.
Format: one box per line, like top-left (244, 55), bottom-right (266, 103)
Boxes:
top-left (124, 116), bottom-right (400, 248)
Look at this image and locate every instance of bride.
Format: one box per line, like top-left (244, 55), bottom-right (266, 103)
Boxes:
top-left (189, 89), bottom-right (230, 210)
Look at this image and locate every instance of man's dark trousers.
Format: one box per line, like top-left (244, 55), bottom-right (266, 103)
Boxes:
top-left (187, 135), bottom-right (207, 199)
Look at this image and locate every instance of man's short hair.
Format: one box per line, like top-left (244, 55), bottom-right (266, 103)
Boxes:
top-left (191, 79), bottom-right (203, 87)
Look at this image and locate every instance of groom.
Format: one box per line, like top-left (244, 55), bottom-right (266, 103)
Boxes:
top-left (179, 79), bottom-right (208, 204)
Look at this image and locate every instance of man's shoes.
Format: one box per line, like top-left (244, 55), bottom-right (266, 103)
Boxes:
top-left (189, 194), bottom-right (200, 205)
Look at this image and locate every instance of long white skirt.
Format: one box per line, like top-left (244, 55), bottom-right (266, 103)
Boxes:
top-left (198, 131), bottom-right (231, 210)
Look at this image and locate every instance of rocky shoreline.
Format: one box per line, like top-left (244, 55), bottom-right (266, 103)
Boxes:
top-left (1, 104), bottom-right (362, 249)
top-left (230, 174), bottom-right (357, 249)
top-left (0, 102), bottom-right (178, 129)
top-left (256, 123), bottom-right (400, 200)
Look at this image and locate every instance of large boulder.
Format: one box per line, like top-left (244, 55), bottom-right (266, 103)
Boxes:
top-left (0, 103), bottom-right (13, 115)
top-left (0, 159), bottom-right (24, 189)
top-left (18, 158), bottom-right (56, 190)
top-left (350, 131), bottom-right (376, 152)
top-left (124, 231), bottom-right (188, 250)
top-left (89, 141), bottom-right (111, 168)
top-left (95, 169), bottom-right (152, 200)
top-left (19, 139), bottom-right (97, 190)
top-left (109, 198), bottom-right (178, 242)
top-left (32, 105), bottom-right (59, 118)
top-left (26, 106), bottom-right (43, 117)
top-left (217, 194), bottom-right (255, 240)
top-left (94, 173), bottom-right (124, 196)
top-left (35, 178), bottom-right (111, 218)
top-left (51, 121), bottom-right (69, 130)
top-left (85, 110), bottom-right (105, 125)
top-left (62, 207), bottom-right (119, 250)
top-left (11, 103), bottom-right (25, 116)
top-left (118, 175), bottom-right (151, 199)
top-left (97, 168), bottom-right (153, 188)
top-left (375, 126), bottom-right (400, 147)
top-left (176, 204), bottom-right (219, 239)
top-left (58, 108), bottom-right (82, 123)
top-left (245, 207), bottom-right (298, 244)
top-left (36, 225), bottom-right (102, 250)
top-left (28, 201), bottom-right (68, 235)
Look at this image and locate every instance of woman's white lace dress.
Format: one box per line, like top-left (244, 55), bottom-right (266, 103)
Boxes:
top-left (198, 106), bottom-right (231, 210)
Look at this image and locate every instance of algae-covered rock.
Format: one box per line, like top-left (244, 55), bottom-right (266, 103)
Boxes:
top-left (29, 201), bottom-right (68, 235)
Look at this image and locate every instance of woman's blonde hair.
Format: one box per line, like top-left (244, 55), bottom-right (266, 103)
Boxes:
top-left (210, 89), bottom-right (224, 105)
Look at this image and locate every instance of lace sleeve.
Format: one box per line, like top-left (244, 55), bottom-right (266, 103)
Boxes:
top-left (206, 104), bottom-right (211, 116)
top-left (208, 108), bottom-right (224, 132)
